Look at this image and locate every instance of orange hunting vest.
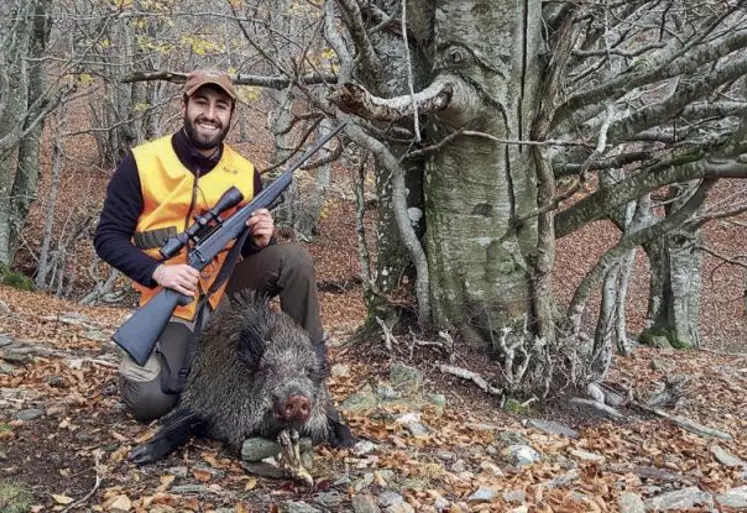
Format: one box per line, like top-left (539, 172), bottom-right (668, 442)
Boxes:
top-left (131, 135), bottom-right (255, 321)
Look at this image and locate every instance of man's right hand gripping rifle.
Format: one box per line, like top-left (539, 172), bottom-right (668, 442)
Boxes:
top-left (112, 122), bottom-right (345, 367)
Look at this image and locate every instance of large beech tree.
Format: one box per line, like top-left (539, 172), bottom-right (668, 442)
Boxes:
top-left (107, 0), bottom-right (747, 394)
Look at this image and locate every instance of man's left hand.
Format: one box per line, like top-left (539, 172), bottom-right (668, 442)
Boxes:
top-left (246, 208), bottom-right (274, 249)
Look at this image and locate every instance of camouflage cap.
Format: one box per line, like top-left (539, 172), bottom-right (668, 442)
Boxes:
top-left (183, 69), bottom-right (237, 100)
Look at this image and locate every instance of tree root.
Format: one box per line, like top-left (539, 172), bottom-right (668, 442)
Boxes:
top-left (439, 364), bottom-right (503, 396)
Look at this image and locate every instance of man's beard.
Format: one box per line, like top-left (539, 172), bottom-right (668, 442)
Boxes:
top-left (183, 115), bottom-right (229, 150)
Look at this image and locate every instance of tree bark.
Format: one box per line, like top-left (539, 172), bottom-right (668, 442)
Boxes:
top-left (10, 0), bottom-right (51, 260)
top-left (425, 0), bottom-right (541, 344)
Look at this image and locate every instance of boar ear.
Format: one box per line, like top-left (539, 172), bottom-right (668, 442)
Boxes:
top-left (237, 322), bottom-right (266, 367)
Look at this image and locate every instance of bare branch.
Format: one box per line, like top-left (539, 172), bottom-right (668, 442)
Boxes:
top-left (328, 79), bottom-right (452, 122)
top-left (121, 70), bottom-right (338, 89)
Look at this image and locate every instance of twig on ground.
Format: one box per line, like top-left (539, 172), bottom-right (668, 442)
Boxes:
top-left (569, 397), bottom-right (626, 420)
top-left (375, 316), bottom-right (398, 351)
top-left (633, 401), bottom-right (733, 440)
top-left (439, 364), bottom-right (503, 396)
top-left (61, 451), bottom-right (103, 513)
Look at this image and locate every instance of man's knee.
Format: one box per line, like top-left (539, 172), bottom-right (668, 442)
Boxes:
top-left (274, 243), bottom-right (315, 277)
top-left (119, 375), bottom-right (179, 423)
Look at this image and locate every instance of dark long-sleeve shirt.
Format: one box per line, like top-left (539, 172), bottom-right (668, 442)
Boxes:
top-left (94, 129), bottom-right (264, 288)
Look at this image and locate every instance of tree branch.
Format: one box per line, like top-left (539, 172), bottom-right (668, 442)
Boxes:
top-left (552, 30), bottom-right (747, 131)
top-left (328, 78), bottom-right (453, 122)
top-left (567, 178), bottom-right (716, 335)
top-left (121, 70), bottom-right (339, 89)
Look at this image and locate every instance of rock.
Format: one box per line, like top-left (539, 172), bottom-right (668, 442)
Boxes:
top-left (378, 491), bottom-right (405, 507)
top-left (352, 494), bottom-right (381, 513)
top-left (716, 485), bottom-right (747, 509)
top-left (710, 445), bottom-right (746, 467)
top-left (644, 486), bottom-right (713, 511)
top-left (279, 501), bottom-right (322, 513)
top-left (618, 492), bottom-right (646, 513)
top-left (0, 363), bottom-right (14, 375)
top-left (428, 394), bottom-right (447, 407)
top-left (241, 437), bottom-right (312, 462)
top-left (0, 334), bottom-right (12, 348)
top-left (405, 422), bottom-right (428, 436)
top-left (568, 449), bottom-right (605, 463)
top-left (171, 484), bottom-right (217, 494)
top-left (502, 490), bottom-right (526, 504)
top-left (435, 450), bottom-right (456, 462)
top-left (330, 364), bottom-right (350, 377)
top-left (467, 487), bottom-right (498, 503)
top-left (167, 466), bottom-right (189, 478)
top-left (650, 358), bottom-right (676, 373)
top-left (0, 300), bottom-right (10, 314)
top-left (315, 491), bottom-right (344, 509)
top-left (433, 497), bottom-right (450, 511)
top-left (354, 472), bottom-right (375, 492)
top-left (83, 330), bottom-right (109, 342)
top-left (0, 348), bottom-right (31, 365)
top-left (353, 440), bottom-right (377, 456)
top-left (395, 412), bottom-right (421, 424)
top-left (375, 383), bottom-right (402, 400)
top-left (389, 363), bottom-right (423, 394)
top-left (528, 419), bottom-right (578, 439)
top-left (497, 431), bottom-right (529, 446)
top-left (386, 502), bottom-right (414, 513)
top-left (341, 390), bottom-right (379, 411)
top-left (450, 459), bottom-right (467, 473)
top-left (507, 445), bottom-right (541, 466)
top-left (479, 461), bottom-right (503, 477)
top-left (241, 461), bottom-right (287, 479)
top-left (14, 409), bottom-right (43, 421)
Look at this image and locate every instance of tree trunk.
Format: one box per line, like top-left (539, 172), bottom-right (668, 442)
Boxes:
top-left (644, 182), bottom-right (703, 349)
top-left (0, 1), bottom-right (32, 264)
top-left (425, 0), bottom-right (541, 345)
top-left (358, 0), bottom-right (431, 325)
top-left (10, 0), bottom-right (51, 260)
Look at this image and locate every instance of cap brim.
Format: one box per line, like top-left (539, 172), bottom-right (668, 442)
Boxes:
top-left (185, 79), bottom-right (236, 100)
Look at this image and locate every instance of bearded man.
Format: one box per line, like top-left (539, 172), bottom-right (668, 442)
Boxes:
top-left (94, 70), bottom-right (347, 441)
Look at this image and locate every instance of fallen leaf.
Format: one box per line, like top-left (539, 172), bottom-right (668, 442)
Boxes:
top-left (52, 494), bottom-right (74, 505)
top-left (156, 474), bottom-right (175, 492)
top-left (108, 494), bottom-right (132, 511)
top-left (244, 477), bottom-right (257, 491)
top-left (192, 469), bottom-right (212, 482)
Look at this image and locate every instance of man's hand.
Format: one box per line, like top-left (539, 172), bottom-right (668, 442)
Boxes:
top-left (153, 264), bottom-right (200, 296)
top-left (246, 208), bottom-right (274, 249)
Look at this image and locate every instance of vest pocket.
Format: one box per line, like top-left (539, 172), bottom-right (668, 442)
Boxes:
top-left (134, 226), bottom-right (178, 250)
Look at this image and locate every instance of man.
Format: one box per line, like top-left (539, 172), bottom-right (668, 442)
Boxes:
top-left (94, 70), bottom-right (341, 432)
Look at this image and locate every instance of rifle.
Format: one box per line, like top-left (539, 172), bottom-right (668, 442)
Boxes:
top-left (112, 122), bottom-right (346, 366)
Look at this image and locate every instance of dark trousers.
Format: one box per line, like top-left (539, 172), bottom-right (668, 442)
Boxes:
top-left (118, 243), bottom-right (323, 423)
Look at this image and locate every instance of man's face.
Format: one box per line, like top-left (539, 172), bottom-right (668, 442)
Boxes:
top-left (182, 85), bottom-right (233, 151)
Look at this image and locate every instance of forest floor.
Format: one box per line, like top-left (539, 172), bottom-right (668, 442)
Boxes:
top-left (1, 194), bottom-right (747, 512)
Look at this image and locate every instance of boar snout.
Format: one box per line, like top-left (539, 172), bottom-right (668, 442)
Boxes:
top-left (275, 393), bottom-right (312, 423)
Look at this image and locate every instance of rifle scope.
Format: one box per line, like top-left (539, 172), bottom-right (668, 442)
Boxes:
top-left (159, 186), bottom-right (245, 260)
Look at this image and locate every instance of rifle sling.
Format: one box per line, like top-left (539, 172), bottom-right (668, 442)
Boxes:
top-left (193, 228), bottom-right (251, 337)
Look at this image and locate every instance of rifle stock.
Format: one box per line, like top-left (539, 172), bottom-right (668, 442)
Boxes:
top-left (113, 288), bottom-right (191, 366)
top-left (111, 122), bottom-right (345, 366)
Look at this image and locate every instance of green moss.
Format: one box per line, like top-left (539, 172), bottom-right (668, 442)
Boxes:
top-left (503, 397), bottom-right (533, 414)
top-left (0, 263), bottom-right (35, 292)
top-left (0, 480), bottom-right (34, 513)
top-left (640, 328), bottom-right (693, 350)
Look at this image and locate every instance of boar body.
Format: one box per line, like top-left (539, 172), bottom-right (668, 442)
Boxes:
top-left (130, 292), bottom-right (342, 464)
